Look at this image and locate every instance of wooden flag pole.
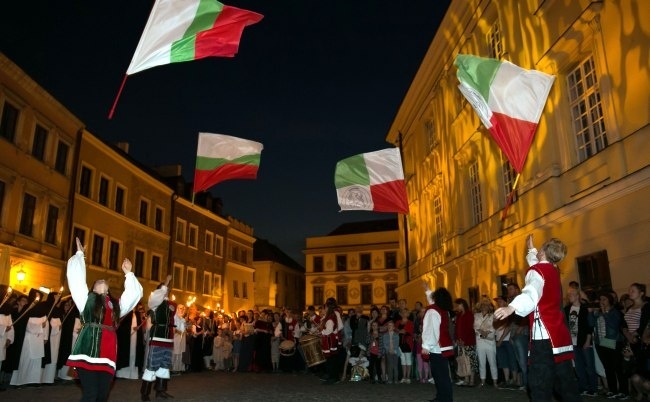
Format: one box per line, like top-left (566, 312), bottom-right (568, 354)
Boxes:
top-left (108, 74), bottom-right (129, 120)
top-left (501, 173), bottom-right (521, 221)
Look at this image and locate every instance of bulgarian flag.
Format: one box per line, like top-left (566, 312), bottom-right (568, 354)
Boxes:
top-left (455, 54), bottom-right (555, 173)
top-left (335, 148), bottom-right (409, 214)
top-left (193, 133), bottom-right (263, 193)
top-left (127, 0), bottom-right (263, 75)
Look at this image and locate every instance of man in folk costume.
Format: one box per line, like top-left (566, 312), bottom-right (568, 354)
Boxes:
top-left (495, 234), bottom-right (581, 402)
top-left (280, 308), bottom-right (303, 371)
top-left (10, 289), bottom-right (48, 386)
top-left (421, 284), bottom-right (455, 402)
top-left (141, 276), bottom-right (174, 401)
top-left (320, 298), bottom-right (342, 384)
top-left (67, 237), bottom-right (143, 402)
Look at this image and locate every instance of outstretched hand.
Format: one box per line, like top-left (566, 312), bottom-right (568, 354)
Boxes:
top-left (164, 275), bottom-right (172, 287)
top-left (494, 305), bottom-right (515, 320)
top-left (122, 258), bottom-right (133, 275)
top-left (421, 280), bottom-right (430, 292)
top-left (75, 237), bottom-right (86, 254)
top-left (526, 234), bottom-right (535, 249)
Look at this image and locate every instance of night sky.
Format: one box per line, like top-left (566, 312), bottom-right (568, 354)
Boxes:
top-left (1, 0), bottom-right (451, 264)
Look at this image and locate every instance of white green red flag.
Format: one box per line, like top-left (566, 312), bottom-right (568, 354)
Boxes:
top-left (455, 54), bottom-right (555, 173)
top-left (127, 0), bottom-right (263, 75)
top-left (335, 148), bottom-right (409, 214)
top-left (193, 133), bottom-right (263, 193)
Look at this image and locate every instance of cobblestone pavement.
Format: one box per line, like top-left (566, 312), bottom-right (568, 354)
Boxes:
top-left (2, 371), bottom-right (614, 401)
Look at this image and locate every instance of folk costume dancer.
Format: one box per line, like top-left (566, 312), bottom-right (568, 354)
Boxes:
top-left (141, 275), bottom-right (174, 401)
top-left (494, 234), bottom-right (581, 402)
top-left (67, 237), bottom-right (143, 402)
top-left (320, 300), bottom-right (341, 384)
top-left (422, 285), bottom-right (455, 402)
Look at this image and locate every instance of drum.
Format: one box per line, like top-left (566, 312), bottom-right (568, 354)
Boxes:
top-left (299, 334), bottom-right (326, 367)
top-left (279, 339), bottom-right (296, 356)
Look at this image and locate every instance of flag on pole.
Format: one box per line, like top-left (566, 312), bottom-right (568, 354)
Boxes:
top-left (455, 54), bottom-right (555, 173)
top-left (127, 0), bottom-right (263, 75)
top-left (335, 148), bottom-right (409, 214)
top-left (193, 133), bottom-right (263, 193)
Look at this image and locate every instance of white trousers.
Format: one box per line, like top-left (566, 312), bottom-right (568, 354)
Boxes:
top-left (476, 338), bottom-right (498, 380)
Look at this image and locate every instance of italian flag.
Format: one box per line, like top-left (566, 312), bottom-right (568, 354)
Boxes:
top-left (193, 133), bottom-right (263, 193)
top-left (335, 148), bottom-right (409, 214)
top-left (127, 0), bottom-right (263, 75)
top-left (455, 54), bottom-right (555, 173)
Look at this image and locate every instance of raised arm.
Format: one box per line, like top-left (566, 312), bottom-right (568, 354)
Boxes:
top-left (118, 258), bottom-right (143, 318)
top-left (66, 237), bottom-right (89, 311)
top-left (148, 275), bottom-right (172, 310)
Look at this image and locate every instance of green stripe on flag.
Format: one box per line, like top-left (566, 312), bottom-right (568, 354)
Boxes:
top-left (335, 154), bottom-right (370, 188)
top-left (196, 154), bottom-right (260, 170)
top-left (455, 55), bottom-right (502, 103)
top-left (171, 0), bottom-right (223, 62)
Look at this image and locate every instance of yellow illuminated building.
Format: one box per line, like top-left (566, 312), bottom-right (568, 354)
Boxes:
top-left (0, 53), bottom-right (83, 294)
top-left (387, 0), bottom-right (649, 304)
top-left (253, 238), bottom-right (305, 312)
top-left (223, 217), bottom-right (256, 315)
top-left (72, 132), bottom-right (173, 298)
top-left (304, 219), bottom-right (401, 312)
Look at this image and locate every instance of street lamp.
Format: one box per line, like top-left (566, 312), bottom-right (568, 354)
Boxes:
top-left (17, 268), bottom-right (26, 283)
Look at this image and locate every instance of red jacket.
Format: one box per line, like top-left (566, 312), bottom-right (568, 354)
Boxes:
top-left (455, 310), bottom-right (476, 346)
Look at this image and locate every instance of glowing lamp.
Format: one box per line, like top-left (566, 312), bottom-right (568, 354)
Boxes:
top-left (17, 268), bottom-right (26, 283)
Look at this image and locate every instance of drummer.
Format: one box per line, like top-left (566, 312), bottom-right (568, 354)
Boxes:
top-left (280, 308), bottom-right (305, 372)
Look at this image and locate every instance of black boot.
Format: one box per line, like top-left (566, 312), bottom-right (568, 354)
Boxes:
top-left (140, 381), bottom-right (153, 401)
top-left (155, 378), bottom-right (173, 399)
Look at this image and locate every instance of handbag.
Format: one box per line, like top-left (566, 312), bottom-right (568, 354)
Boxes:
top-left (456, 348), bottom-right (472, 378)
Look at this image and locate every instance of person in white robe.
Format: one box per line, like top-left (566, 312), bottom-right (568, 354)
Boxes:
top-left (115, 311), bottom-right (140, 379)
top-left (10, 315), bottom-right (48, 386)
top-left (41, 316), bottom-right (62, 383)
top-left (0, 312), bottom-right (14, 390)
top-left (172, 304), bottom-right (187, 373)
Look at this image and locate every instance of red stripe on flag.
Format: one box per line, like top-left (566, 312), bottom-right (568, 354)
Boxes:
top-left (194, 163), bottom-right (259, 193)
top-left (370, 180), bottom-right (409, 214)
top-left (488, 112), bottom-right (538, 173)
top-left (194, 5), bottom-right (263, 59)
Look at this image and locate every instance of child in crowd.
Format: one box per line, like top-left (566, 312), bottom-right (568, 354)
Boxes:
top-left (381, 321), bottom-right (402, 384)
top-left (222, 333), bottom-right (234, 372)
top-left (213, 328), bottom-right (224, 371)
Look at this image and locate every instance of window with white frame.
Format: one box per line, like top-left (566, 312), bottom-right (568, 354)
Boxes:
top-left (109, 240), bottom-right (120, 271)
top-left (151, 254), bottom-right (162, 282)
top-left (0, 100), bottom-right (20, 142)
top-left (91, 233), bottom-right (105, 267)
top-left (242, 282), bottom-right (248, 299)
top-left (19, 193), bottom-right (36, 237)
top-left (204, 231), bottom-right (214, 254)
top-left (425, 120), bottom-right (437, 152)
top-left (134, 249), bottom-right (145, 277)
top-left (114, 185), bottom-right (125, 214)
top-left (98, 176), bottom-right (110, 207)
top-left (567, 56), bottom-right (608, 162)
top-left (203, 271), bottom-right (212, 295)
top-left (433, 195), bottom-right (443, 250)
top-left (501, 153), bottom-right (518, 206)
top-left (215, 235), bottom-right (223, 257)
top-left (175, 218), bottom-right (186, 244)
top-left (32, 124), bottom-right (48, 162)
top-left (233, 280), bottom-right (239, 298)
top-left (154, 207), bottom-right (164, 232)
top-left (469, 161), bottom-right (483, 226)
top-left (139, 199), bottom-right (149, 226)
top-left (173, 264), bottom-right (184, 290)
top-left (186, 267), bottom-right (196, 293)
top-left (213, 274), bottom-right (221, 297)
top-left (487, 20), bottom-right (505, 60)
top-left (44, 204), bottom-right (59, 245)
top-left (188, 224), bottom-right (198, 249)
top-left (54, 140), bottom-right (69, 175)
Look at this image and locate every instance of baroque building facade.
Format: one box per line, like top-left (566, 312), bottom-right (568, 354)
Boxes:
top-left (304, 219), bottom-right (401, 312)
top-left (0, 53), bottom-right (83, 293)
top-left (387, 0), bottom-right (649, 305)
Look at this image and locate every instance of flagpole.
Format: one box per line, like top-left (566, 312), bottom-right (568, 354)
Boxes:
top-left (108, 74), bottom-right (129, 120)
top-left (398, 132), bottom-right (410, 283)
top-left (501, 173), bottom-right (521, 220)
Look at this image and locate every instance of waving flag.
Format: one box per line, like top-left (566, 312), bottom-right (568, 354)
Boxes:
top-left (127, 0), bottom-right (263, 75)
top-left (455, 54), bottom-right (555, 172)
top-left (335, 148), bottom-right (409, 214)
top-left (193, 133), bottom-right (263, 193)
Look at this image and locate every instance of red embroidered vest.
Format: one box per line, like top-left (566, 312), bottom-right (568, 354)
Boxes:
top-left (425, 304), bottom-right (454, 357)
top-left (529, 263), bottom-right (574, 363)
